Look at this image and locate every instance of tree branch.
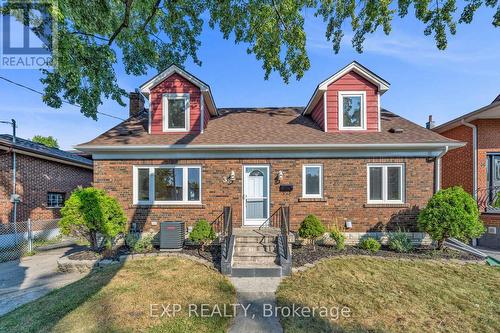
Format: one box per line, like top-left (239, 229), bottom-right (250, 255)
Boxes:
top-left (141, 0), bottom-right (162, 31)
top-left (71, 30), bottom-right (109, 42)
top-left (108, 0), bottom-right (133, 46)
top-left (271, 0), bottom-right (290, 32)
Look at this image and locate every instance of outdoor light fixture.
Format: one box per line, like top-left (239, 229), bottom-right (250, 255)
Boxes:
top-left (277, 170), bottom-right (284, 181)
top-left (345, 220), bottom-right (353, 229)
top-left (223, 170), bottom-right (236, 184)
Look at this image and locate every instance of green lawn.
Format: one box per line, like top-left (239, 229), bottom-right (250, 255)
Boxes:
top-left (277, 257), bottom-right (500, 333)
top-left (0, 257), bottom-right (236, 333)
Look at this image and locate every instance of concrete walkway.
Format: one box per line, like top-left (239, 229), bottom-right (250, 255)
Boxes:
top-left (478, 247), bottom-right (500, 261)
top-left (0, 246), bottom-right (87, 316)
top-left (229, 277), bottom-right (283, 333)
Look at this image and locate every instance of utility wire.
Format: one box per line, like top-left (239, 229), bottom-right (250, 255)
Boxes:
top-left (0, 76), bottom-right (126, 121)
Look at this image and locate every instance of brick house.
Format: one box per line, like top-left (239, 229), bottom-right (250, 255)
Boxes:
top-left (0, 135), bottom-right (93, 224)
top-left (78, 62), bottom-right (462, 244)
top-left (432, 96), bottom-right (500, 249)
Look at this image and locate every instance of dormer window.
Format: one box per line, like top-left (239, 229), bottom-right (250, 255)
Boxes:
top-left (338, 91), bottom-right (366, 130)
top-left (163, 93), bottom-right (190, 132)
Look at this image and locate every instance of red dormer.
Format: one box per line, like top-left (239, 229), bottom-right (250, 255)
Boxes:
top-left (303, 62), bottom-right (390, 132)
top-left (139, 65), bottom-right (217, 134)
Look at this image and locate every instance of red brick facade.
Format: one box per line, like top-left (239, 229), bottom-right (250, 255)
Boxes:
top-left (93, 157), bottom-right (435, 233)
top-left (0, 153), bottom-right (93, 223)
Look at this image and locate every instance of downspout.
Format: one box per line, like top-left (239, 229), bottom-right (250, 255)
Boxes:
top-left (435, 146), bottom-right (448, 193)
top-left (461, 119), bottom-right (478, 199)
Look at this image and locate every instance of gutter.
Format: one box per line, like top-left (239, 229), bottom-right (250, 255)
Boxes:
top-left (76, 142), bottom-right (465, 153)
top-left (461, 119), bottom-right (478, 199)
top-left (434, 146), bottom-right (449, 193)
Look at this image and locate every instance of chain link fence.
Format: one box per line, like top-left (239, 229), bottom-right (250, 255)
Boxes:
top-left (0, 219), bottom-right (63, 262)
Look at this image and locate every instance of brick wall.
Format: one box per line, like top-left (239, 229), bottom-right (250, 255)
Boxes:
top-left (0, 152), bottom-right (93, 223)
top-left (93, 157), bottom-right (435, 233)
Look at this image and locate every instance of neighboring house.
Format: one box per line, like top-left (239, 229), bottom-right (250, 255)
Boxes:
top-left (432, 96), bottom-right (500, 249)
top-left (0, 135), bottom-right (93, 224)
top-left (77, 61), bottom-right (461, 245)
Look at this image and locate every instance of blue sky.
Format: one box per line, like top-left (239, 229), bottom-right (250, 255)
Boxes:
top-left (0, 5), bottom-right (499, 150)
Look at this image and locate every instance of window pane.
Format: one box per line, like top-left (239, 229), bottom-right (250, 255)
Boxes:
top-left (343, 96), bottom-right (362, 127)
top-left (188, 168), bottom-right (200, 201)
top-left (387, 167), bottom-right (402, 200)
top-left (47, 192), bottom-right (64, 208)
top-left (369, 167), bottom-right (383, 200)
top-left (137, 168), bottom-right (150, 201)
top-left (168, 98), bottom-right (186, 129)
top-left (246, 199), bottom-right (268, 219)
top-left (305, 166), bottom-right (320, 195)
top-left (155, 168), bottom-right (183, 201)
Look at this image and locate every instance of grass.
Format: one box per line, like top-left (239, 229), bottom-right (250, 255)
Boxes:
top-left (277, 257), bottom-right (500, 333)
top-left (0, 257), bottom-right (236, 333)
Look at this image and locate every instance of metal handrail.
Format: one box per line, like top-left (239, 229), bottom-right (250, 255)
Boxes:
top-left (476, 186), bottom-right (500, 212)
top-left (222, 206), bottom-right (232, 259)
top-left (259, 205), bottom-right (290, 259)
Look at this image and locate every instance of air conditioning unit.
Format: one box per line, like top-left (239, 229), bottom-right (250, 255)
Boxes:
top-left (160, 221), bottom-right (185, 250)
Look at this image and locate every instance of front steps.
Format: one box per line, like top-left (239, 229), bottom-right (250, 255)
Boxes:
top-left (230, 229), bottom-right (283, 277)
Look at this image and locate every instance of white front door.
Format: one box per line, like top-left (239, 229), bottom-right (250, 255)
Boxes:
top-left (243, 165), bottom-right (270, 226)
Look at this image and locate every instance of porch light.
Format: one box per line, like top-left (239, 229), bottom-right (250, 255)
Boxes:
top-left (223, 170), bottom-right (236, 184)
top-left (345, 220), bottom-right (353, 229)
top-left (277, 170), bottom-right (284, 181)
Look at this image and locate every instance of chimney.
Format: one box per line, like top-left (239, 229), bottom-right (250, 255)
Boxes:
top-left (426, 115), bottom-right (435, 130)
top-left (129, 90), bottom-right (145, 117)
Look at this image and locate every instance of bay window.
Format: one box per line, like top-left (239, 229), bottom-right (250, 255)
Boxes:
top-left (133, 165), bottom-right (201, 204)
top-left (367, 164), bottom-right (405, 204)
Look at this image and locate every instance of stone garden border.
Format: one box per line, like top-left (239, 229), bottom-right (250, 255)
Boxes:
top-left (57, 251), bottom-right (216, 274)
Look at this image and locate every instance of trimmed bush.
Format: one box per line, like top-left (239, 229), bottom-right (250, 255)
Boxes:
top-left (330, 226), bottom-right (346, 250)
top-left (60, 187), bottom-right (127, 251)
top-left (388, 231), bottom-right (414, 253)
top-left (189, 219), bottom-right (216, 251)
top-left (125, 233), bottom-right (154, 253)
top-left (418, 186), bottom-right (485, 249)
top-left (298, 215), bottom-right (326, 250)
top-left (359, 237), bottom-right (381, 253)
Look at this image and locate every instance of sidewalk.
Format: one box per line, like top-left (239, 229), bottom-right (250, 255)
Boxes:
top-left (0, 246), bottom-right (87, 316)
top-left (229, 277), bottom-right (283, 333)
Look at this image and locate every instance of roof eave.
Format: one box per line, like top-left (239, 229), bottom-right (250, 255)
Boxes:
top-left (433, 101), bottom-right (500, 133)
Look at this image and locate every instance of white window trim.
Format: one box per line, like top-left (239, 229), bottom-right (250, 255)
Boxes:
top-left (133, 165), bottom-right (202, 205)
top-left (47, 192), bottom-right (65, 209)
top-left (302, 164), bottom-right (323, 198)
top-left (367, 163), bottom-right (405, 204)
top-left (162, 93), bottom-right (190, 132)
top-left (338, 91), bottom-right (367, 131)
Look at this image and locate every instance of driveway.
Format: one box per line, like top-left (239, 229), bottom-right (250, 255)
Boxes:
top-left (0, 246), bottom-right (88, 316)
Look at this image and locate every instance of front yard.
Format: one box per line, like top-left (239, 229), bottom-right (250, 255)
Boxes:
top-left (277, 257), bottom-right (500, 332)
top-left (0, 257), bottom-right (236, 333)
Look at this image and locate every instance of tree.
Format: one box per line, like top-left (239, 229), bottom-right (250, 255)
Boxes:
top-left (1, 1), bottom-right (498, 119)
top-left (189, 219), bottom-right (215, 252)
top-left (418, 186), bottom-right (485, 249)
top-left (298, 214), bottom-right (326, 251)
top-left (60, 187), bottom-right (127, 251)
top-left (31, 135), bottom-right (59, 148)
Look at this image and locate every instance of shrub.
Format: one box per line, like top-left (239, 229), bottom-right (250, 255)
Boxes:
top-left (418, 186), bottom-right (485, 249)
top-left (189, 219), bottom-right (216, 251)
top-left (60, 187), bottom-right (127, 252)
top-left (388, 231), bottom-right (414, 253)
top-left (298, 215), bottom-right (326, 251)
top-left (330, 226), bottom-right (346, 250)
top-left (125, 233), bottom-right (154, 253)
top-left (359, 237), bottom-right (381, 253)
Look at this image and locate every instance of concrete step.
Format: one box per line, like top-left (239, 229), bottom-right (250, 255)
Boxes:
top-left (233, 251), bottom-right (276, 257)
top-left (231, 262), bottom-right (282, 277)
top-left (233, 256), bottom-right (278, 265)
top-left (235, 236), bottom-right (277, 244)
top-left (234, 244), bottom-right (277, 253)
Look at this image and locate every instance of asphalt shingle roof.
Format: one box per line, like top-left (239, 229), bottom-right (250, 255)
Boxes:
top-left (0, 134), bottom-right (92, 167)
top-left (79, 107), bottom-right (458, 147)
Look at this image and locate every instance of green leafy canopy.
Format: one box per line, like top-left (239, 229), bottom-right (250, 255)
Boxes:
top-left (1, 0), bottom-right (498, 119)
top-left (31, 135), bottom-right (59, 148)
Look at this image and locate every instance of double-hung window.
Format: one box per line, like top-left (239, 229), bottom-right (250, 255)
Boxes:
top-left (163, 93), bottom-right (190, 132)
top-left (134, 166), bottom-right (201, 204)
top-left (302, 164), bottom-right (323, 198)
top-left (367, 164), bottom-right (405, 204)
top-left (338, 91), bottom-right (366, 130)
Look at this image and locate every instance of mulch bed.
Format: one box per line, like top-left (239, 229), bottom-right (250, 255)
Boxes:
top-left (292, 244), bottom-right (483, 267)
top-left (68, 244), bottom-right (221, 270)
